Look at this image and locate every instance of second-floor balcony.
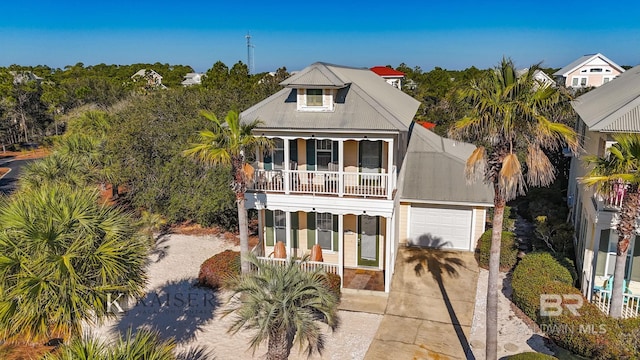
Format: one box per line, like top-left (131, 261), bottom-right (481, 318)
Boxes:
top-left (592, 180), bottom-right (630, 212)
top-left (250, 167), bottom-right (396, 199)
top-left (247, 136), bottom-right (400, 200)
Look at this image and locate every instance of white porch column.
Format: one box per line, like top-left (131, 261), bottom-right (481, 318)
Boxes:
top-left (338, 213), bottom-right (344, 282)
top-left (285, 211), bottom-right (292, 260)
top-left (387, 138), bottom-right (394, 200)
top-left (385, 216), bottom-right (392, 293)
top-left (338, 140), bottom-right (344, 197)
top-left (284, 138), bottom-right (290, 194)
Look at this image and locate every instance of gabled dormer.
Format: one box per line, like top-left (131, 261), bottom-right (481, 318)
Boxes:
top-left (280, 62), bottom-right (348, 112)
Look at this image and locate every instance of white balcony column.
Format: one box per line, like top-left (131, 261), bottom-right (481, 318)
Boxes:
top-left (338, 213), bottom-right (344, 281)
top-left (387, 139), bottom-right (394, 200)
top-left (338, 139), bottom-right (345, 197)
top-left (284, 138), bottom-right (290, 194)
top-left (285, 211), bottom-right (292, 260)
top-left (385, 215), bottom-right (392, 293)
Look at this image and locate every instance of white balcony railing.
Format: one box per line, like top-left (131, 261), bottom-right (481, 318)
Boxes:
top-left (250, 167), bottom-right (396, 199)
top-left (255, 256), bottom-right (339, 275)
top-left (592, 290), bottom-right (640, 318)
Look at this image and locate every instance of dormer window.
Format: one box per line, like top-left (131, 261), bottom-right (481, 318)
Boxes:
top-left (297, 88), bottom-right (335, 112)
top-left (306, 89), bottom-right (323, 106)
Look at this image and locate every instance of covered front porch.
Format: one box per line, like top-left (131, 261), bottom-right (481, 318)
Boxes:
top-left (254, 209), bottom-right (393, 292)
top-left (586, 228), bottom-right (640, 318)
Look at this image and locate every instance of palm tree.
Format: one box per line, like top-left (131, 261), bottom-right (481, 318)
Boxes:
top-left (43, 328), bottom-right (176, 360)
top-left (0, 184), bottom-right (149, 342)
top-left (580, 133), bottom-right (640, 318)
top-left (448, 58), bottom-right (578, 359)
top-left (224, 254), bottom-right (340, 360)
top-left (183, 110), bottom-right (271, 273)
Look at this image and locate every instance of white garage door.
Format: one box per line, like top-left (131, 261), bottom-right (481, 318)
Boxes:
top-left (409, 206), bottom-right (473, 251)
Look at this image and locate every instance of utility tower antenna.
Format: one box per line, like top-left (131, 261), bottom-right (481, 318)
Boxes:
top-left (245, 32), bottom-right (255, 74)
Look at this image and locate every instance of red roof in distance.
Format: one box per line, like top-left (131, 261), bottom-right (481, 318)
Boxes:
top-left (370, 66), bottom-right (405, 77)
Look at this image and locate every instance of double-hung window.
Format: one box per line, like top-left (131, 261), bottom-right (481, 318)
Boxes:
top-left (274, 210), bottom-right (286, 242)
top-left (316, 212), bottom-right (333, 251)
top-left (306, 89), bottom-right (323, 106)
top-left (316, 140), bottom-right (333, 171)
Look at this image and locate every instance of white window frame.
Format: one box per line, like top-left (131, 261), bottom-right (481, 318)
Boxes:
top-left (316, 212), bottom-right (334, 251)
top-left (571, 76), bottom-right (588, 87)
top-left (274, 210), bottom-right (286, 242)
top-left (603, 76), bottom-right (614, 85)
top-left (297, 88), bottom-right (334, 112)
top-left (271, 138), bottom-right (284, 170)
top-left (316, 139), bottom-right (333, 171)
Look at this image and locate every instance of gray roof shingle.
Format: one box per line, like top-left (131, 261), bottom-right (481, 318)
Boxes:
top-left (400, 124), bottom-right (494, 206)
top-left (241, 62), bottom-right (420, 132)
top-left (553, 53), bottom-right (624, 77)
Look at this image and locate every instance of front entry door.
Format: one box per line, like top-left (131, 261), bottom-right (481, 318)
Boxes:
top-left (358, 215), bottom-right (379, 266)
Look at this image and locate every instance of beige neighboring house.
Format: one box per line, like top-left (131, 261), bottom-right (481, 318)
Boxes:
top-left (242, 62), bottom-right (492, 293)
top-left (567, 65), bottom-right (640, 318)
top-left (553, 53), bottom-right (625, 89)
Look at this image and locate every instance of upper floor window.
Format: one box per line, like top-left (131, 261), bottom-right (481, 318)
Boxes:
top-left (590, 68), bottom-right (603, 73)
top-left (316, 140), bottom-right (333, 171)
top-left (297, 88), bottom-right (334, 112)
top-left (306, 89), bottom-right (323, 106)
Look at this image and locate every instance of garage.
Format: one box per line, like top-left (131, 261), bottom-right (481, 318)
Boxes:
top-left (409, 205), bottom-right (473, 251)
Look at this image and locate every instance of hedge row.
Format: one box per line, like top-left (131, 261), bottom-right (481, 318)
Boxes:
top-left (474, 229), bottom-right (518, 271)
top-left (511, 252), bottom-right (640, 359)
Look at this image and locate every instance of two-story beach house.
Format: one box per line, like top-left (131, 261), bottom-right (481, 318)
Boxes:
top-left (554, 53), bottom-right (625, 89)
top-left (568, 64), bottom-right (640, 317)
top-left (242, 62), bottom-right (492, 293)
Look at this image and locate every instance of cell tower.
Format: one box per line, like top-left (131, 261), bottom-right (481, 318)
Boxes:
top-left (245, 32), bottom-right (254, 74)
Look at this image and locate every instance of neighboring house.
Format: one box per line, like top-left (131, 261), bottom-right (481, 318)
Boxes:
top-left (181, 72), bottom-right (205, 86)
top-left (370, 66), bottom-right (405, 89)
top-left (10, 71), bottom-right (43, 85)
top-left (567, 65), bottom-right (640, 316)
top-left (553, 53), bottom-right (625, 89)
top-left (131, 69), bottom-right (165, 88)
top-left (242, 62), bottom-right (492, 293)
top-left (516, 68), bottom-right (555, 88)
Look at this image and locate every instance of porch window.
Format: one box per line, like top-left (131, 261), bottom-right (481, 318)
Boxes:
top-left (274, 210), bottom-right (286, 243)
top-left (306, 89), bottom-right (323, 106)
top-left (264, 138), bottom-right (284, 170)
top-left (316, 212), bottom-right (333, 250)
top-left (316, 140), bottom-right (333, 171)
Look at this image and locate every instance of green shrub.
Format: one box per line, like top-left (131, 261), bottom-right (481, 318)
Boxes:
top-left (474, 230), bottom-right (518, 271)
top-left (322, 272), bottom-right (342, 298)
top-left (506, 352), bottom-right (558, 360)
top-left (197, 250), bottom-right (241, 289)
top-left (511, 252), bottom-right (640, 359)
top-left (512, 252), bottom-right (574, 320)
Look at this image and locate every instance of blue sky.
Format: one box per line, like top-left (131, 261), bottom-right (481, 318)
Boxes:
top-left (1, 1), bottom-right (639, 73)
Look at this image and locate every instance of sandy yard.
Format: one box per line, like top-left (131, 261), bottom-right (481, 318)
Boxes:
top-left (89, 234), bottom-right (382, 360)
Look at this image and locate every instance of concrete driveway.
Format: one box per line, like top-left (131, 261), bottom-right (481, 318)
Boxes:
top-left (365, 246), bottom-right (479, 360)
